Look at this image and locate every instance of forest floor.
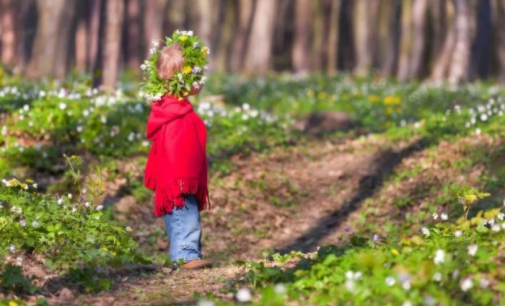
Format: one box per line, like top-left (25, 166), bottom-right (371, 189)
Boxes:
top-left (32, 130), bottom-right (501, 306)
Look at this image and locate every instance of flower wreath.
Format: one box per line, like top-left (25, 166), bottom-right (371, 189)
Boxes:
top-left (140, 30), bottom-right (209, 100)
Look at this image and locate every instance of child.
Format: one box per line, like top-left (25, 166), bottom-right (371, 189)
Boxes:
top-left (143, 40), bottom-right (211, 269)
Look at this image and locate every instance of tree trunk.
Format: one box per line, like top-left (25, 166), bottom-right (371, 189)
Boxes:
top-left (326, 0), bottom-right (341, 75)
top-left (26, 0), bottom-right (74, 78)
top-left (0, 0), bottom-right (17, 65)
top-left (102, 0), bottom-right (125, 90)
top-left (243, 0), bottom-right (277, 74)
top-left (230, 0), bottom-right (254, 71)
top-left (214, 0), bottom-right (235, 72)
top-left (448, 0), bottom-right (471, 84)
top-left (380, 0), bottom-right (402, 76)
top-left (144, 0), bottom-right (168, 55)
top-left (126, 0), bottom-right (141, 70)
top-left (408, 0), bottom-right (429, 78)
top-left (431, 1), bottom-right (456, 82)
top-left (166, 0), bottom-right (186, 31)
top-left (88, 0), bottom-right (102, 72)
top-left (397, 0), bottom-right (413, 80)
top-left (495, 0), bottom-right (505, 81)
top-left (353, 0), bottom-right (372, 75)
top-left (311, 0), bottom-right (324, 71)
top-left (53, 3), bottom-right (75, 78)
top-left (470, 0), bottom-right (492, 79)
top-left (292, 0), bottom-right (312, 73)
top-left (272, 0), bottom-right (292, 70)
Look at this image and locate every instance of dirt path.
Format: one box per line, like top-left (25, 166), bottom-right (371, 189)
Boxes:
top-left (45, 132), bottom-right (496, 305)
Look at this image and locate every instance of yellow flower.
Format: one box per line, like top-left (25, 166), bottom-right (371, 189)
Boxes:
top-left (183, 66), bottom-right (192, 74)
top-left (180, 35), bottom-right (188, 41)
top-left (391, 249), bottom-right (400, 255)
top-left (9, 301), bottom-right (18, 306)
top-left (368, 95), bottom-right (381, 103)
top-left (202, 47), bottom-right (209, 57)
top-left (102, 247), bottom-right (108, 252)
top-left (464, 194), bottom-right (477, 204)
top-left (384, 96), bottom-right (401, 105)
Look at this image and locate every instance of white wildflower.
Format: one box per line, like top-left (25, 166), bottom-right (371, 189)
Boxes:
top-left (57, 198), bottom-right (63, 204)
top-left (460, 278), bottom-right (473, 292)
top-left (187, 31), bottom-right (193, 36)
top-left (140, 64), bottom-right (147, 71)
top-left (149, 48), bottom-right (156, 55)
top-left (1, 126), bottom-right (7, 136)
top-left (492, 224), bottom-right (501, 232)
top-left (85, 202), bottom-right (90, 207)
top-left (151, 39), bottom-right (159, 47)
top-left (498, 213), bottom-right (505, 221)
top-left (9, 244), bottom-right (16, 253)
top-left (488, 219), bottom-right (495, 226)
top-left (274, 283), bottom-right (286, 294)
top-left (454, 230), bottom-right (462, 237)
top-left (126, 226), bottom-right (132, 232)
top-left (32, 183), bottom-right (37, 189)
top-left (433, 272), bottom-right (442, 282)
top-left (452, 269), bottom-right (460, 279)
top-left (345, 279), bottom-right (356, 292)
top-left (385, 276), bottom-right (395, 286)
top-left (402, 301), bottom-right (413, 306)
top-left (59, 102), bottom-right (67, 110)
top-left (197, 300), bottom-right (214, 306)
top-left (433, 212), bottom-right (438, 220)
top-left (441, 213), bottom-right (448, 220)
top-left (479, 278), bottom-right (490, 289)
top-left (402, 280), bottom-right (411, 291)
top-left (15, 256), bottom-right (23, 265)
top-left (96, 205), bottom-right (104, 211)
top-left (32, 221), bottom-right (39, 228)
top-left (345, 271), bottom-right (362, 280)
top-left (192, 82), bottom-right (200, 90)
top-left (434, 249), bottom-right (445, 265)
top-left (475, 128), bottom-right (482, 135)
top-left (236, 288), bottom-right (252, 302)
top-left (67, 193), bottom-right (72, 199)
top-left (468, 244), bottom-right (478, 256)
top-left (422, 227), bottom-right (430, 236)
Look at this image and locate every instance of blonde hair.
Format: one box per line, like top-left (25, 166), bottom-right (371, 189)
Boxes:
top-left (156, 44), bottom-right (184, 80)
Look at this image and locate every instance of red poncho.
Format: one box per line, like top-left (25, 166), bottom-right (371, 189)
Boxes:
top-left (144, 95), bottom-right (209, 217)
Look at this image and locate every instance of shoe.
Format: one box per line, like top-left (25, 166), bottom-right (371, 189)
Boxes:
top-left (182, 259), bottom-right (213, 269)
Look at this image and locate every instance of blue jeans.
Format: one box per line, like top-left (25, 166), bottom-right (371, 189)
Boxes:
top-left (163, 195), bottom-right (203, 263)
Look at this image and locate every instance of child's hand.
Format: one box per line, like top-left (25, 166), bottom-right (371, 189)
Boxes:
top-left (186, 85), bottom-right (203, 96)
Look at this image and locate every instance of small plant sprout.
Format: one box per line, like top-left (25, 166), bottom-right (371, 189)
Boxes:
top-left (457, 188), bottom-right (490, 221)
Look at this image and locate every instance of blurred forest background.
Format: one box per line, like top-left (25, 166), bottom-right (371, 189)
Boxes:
top-left (1, 0), bottom-right (504, 89)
